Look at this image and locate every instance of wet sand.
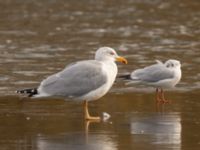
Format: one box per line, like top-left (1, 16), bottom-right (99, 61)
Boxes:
top-left (0, 0), bottom-right (200, 149)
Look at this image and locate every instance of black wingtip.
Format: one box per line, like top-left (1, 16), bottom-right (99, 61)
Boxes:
top-left (16, 88), bottom-right (38, 97)
top-left (117, 74), bottom-right (131, 80)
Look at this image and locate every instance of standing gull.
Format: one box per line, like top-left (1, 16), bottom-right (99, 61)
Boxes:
top-left (120, 59), bottom-right (181, 103)
top-left (17, 47), bottom-right (127, 120)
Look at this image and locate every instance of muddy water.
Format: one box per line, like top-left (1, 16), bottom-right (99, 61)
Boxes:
top-left (0, 0), bottom-right (200, 150)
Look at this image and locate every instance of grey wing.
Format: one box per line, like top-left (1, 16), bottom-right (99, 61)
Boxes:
top-left (39, 60), bottom-right (107, 97)
top-left (131, 64), bottom-right (174, 82)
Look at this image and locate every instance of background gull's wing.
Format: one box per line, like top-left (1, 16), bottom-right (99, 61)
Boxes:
top-left (130, 63), bottom-right (174, 83)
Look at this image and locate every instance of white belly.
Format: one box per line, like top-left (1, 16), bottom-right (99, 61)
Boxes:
top-left (77, 61), bottom-right (117, 102)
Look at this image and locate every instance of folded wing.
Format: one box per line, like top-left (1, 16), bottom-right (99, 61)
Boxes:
top-left (131, 63), bottom-right (174, 83)
top-left (38, 60), bottom-right (107, 97)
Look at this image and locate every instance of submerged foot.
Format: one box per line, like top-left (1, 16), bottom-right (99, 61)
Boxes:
top-left (156, 98), bottom-right (171, 104)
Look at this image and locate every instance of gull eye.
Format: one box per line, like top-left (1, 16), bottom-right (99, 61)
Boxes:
top-left (109, 52), bottom-right (115, 55)
top-left (166, 64), bottom-right (170, 68)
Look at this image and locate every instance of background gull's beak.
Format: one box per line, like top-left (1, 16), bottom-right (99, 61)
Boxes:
top-left (116, 56), bottom-right (128, 64)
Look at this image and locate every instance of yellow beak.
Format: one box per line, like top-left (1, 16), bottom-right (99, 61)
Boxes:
top-left (116, 56), bottom-right (128, 64)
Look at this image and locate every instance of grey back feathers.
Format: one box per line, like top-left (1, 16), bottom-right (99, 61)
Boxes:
top-left (130, 60), bottom-right (175, 83)
top-left (39, 60), bottom-right (107, 97)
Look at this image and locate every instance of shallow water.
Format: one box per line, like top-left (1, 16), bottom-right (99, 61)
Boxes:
top-left (0, 0), bottom-right (200, 150)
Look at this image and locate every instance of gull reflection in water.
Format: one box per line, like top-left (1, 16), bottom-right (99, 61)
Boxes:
top-left (130, 112), bottom-right (181, 148)
top-left (36, 120), bottom-right (117, 150)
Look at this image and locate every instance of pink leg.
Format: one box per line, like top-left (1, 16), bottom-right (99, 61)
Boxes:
top-left (160, 88), bottom-right (170, 103)
top-left (156, 88), bottom-right (162, 104)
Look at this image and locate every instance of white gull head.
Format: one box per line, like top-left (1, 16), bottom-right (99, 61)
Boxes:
top-left (165, 59), bottom-right (181, 69)
top-left (95, 47), bottom-right (127, 64)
